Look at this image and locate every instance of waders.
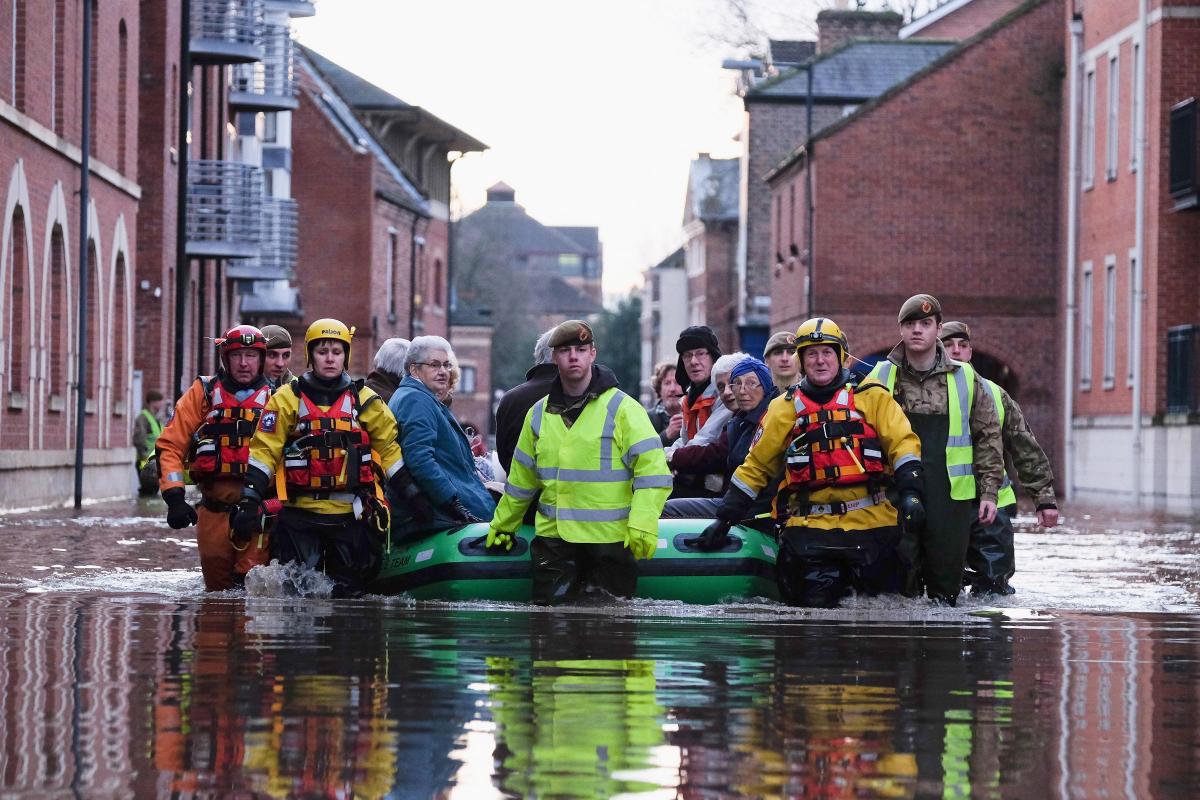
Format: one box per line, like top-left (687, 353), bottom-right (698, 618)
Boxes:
top-left (906, 412), bottom-right (973, 604)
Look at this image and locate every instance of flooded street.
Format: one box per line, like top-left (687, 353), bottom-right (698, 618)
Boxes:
top-left (1, 499), bottom-right (1198, 798)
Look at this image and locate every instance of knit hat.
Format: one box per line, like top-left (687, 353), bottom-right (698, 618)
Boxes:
top-left (675, 325), bottom-right (722, 388)
top-left (729, 356), bottom-right (775, 395)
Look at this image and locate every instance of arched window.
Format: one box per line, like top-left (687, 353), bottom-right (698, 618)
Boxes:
top-left (84, 243), bottom-right (100, 446)
top-left (2, 207), bottom-right (30, 448)
top-left (46, 225), bottom-right (68, 437)
top-left (111, 254), bottom-right (128, 417)
top-left (117, 20), bottom-right (128, 174)
top-left (434, 258), bottom-right (444, 307)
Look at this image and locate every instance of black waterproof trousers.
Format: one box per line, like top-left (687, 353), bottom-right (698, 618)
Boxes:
top-left (905, 412), bottom-right (974, 605)
top-left (271, 508), bottom-right (382, 598)
top-left (776, 525), bottom-right (905, 608)
top-left (530, 536), bottom-right (637, 605)
top-left (964, 502), bottom-right (1017, 594)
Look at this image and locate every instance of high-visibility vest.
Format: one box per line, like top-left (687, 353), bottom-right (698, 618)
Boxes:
top-left (985, 379), bottom-right (1017, 508)
top-left (867, 359), bottom-right (977, 501)
top-left (507, 388), bottom-right (672, 544)
top-left (138, 408), bottom-right (163, 468)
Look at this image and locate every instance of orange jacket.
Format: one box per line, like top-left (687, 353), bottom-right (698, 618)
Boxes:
top-left (681, 386), bottom-right (716, 441)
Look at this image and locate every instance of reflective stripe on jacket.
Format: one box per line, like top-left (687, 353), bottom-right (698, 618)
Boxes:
top-left (491, 387), bottom-right (671, 544)
top-left (868, 359), bottom-right (978, 501)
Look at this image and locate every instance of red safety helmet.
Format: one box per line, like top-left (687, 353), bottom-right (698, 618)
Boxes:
top-left (215, 324), bottom-right (267, 374)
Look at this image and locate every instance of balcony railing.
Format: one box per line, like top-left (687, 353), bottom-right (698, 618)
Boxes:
top-left (226, 197), bottom-right (297, 280)
top-left (264, 0), bottom-right (316, 17)
top-left (230, 23), bottom-right (297, 110)
top-left (190, 0), bottom-right (264, 64)
top-left (186, 160), bottom-right (264, 259)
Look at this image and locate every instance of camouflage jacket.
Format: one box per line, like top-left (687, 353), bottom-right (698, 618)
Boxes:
top-left (880, 341), bottom-right (1005, 503)
top-left (995, 383), bottom-right (1057, 507)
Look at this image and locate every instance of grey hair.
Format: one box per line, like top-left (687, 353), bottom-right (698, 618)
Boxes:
top-left (372, 337), bottom-right (410, 374)
top-left (712, 352), bottom-right (749, 379)
top-left (404, 335), bottom-right (456, 374)
top-left (532, 327), bottom-right (556, 365)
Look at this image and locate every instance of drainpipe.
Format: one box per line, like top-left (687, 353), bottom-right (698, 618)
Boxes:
top-left (1063, 14), bottom-right (1084, 502)
top-left (173, 0), bottom-right (191, 397)
top-left (805, 62), bottom-right (815, 318)
top-left (73, 0), bottom-right (93, 509)
top-left (1130, 0), bottom-right (1149, 505)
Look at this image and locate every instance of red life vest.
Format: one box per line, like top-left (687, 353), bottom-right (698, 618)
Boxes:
top-left (283, 382), bottom-right (375, 494)
top-left (784, 384), bottom-right (886, 490)
top-left (188, 379), bottom-right (271, 478)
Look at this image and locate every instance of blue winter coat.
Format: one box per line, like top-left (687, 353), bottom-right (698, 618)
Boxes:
top-left (387, 374), bottom-right (496, 538)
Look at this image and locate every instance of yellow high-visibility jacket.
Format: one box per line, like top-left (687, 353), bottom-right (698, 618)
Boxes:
top-left (491, 388), bottom-right (671, 544)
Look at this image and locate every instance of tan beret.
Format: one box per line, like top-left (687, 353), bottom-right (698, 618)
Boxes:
top-left (762, 330), bottom-right (796, 358)
top-left (898, 293), bottom-right (942, 324)
top-left (548, 320), bottom-right (594, 348)
top-left (940, 320), bottom-right (971, 341)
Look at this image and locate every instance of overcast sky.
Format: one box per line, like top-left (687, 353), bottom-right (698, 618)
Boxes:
top-left (292, 0), bottom-right (765, 298)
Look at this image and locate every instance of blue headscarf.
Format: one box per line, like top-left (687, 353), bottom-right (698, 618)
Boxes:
top-left (729, 356), bottom-right (775, 395)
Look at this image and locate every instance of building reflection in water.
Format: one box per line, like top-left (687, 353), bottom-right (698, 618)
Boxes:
top-left (0, 594), bottom-right (1196, 797)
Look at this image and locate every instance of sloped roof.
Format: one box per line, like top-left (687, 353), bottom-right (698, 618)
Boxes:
top-left (686, 156), bottom-right (740, 223)
top-left (552, 226), bottom-right (601, 256)
top-left (298, 51), bottom-right (429, 215)
top-left (650, 246), bottom-right (685, 272)
top-left (458, 200), bottom-right (588, 256)
top-left (542, 276), bottom-right (602, 314)
top-left (748, 39), bottom-right (956, 102)
top-left (302, 47), bottom-right (411, 110)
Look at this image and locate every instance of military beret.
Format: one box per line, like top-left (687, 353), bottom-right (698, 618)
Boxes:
top-left (548, 320), bottom-right (594, 348)
top-left (762, 330), bottom-right (796, 358)
top-left (939, 320), bottom-right (971, 341)
top-left (898, 293), bottom-right (942, 324)
top-left (260, 324), bottom-right (293, 349)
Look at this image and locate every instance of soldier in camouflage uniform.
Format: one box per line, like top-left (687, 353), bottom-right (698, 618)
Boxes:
top-left (940, 321), bottom-right (1058, 595)
top-left (866, 295), bottom-right (1004, 605)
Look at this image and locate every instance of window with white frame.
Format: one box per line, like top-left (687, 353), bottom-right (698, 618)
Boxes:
top-left (460, 365), bottom-right (477, 394)
top-left (1106, 54), bottom-right (1119, 180)
top-left (1083, 68), bottom-right (1096, 188)
top-left (1130, 43), bottom-right (1140, 171)
top-left (386, 228), bottom-right (398, 321)
top-left (1080, 261), bottom-right (1093, 390)
top-left (1103, 256), bottom-right (1116, 387)
top-left (1127, 249), bottom-right (1137, 386)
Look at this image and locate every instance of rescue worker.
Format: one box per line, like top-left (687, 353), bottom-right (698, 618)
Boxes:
top-left (486, 320), bottom-right (672, 603)
top-left (260, 325), bottom-right (295, 389)
top-left (866, 295), bottom-right (1004, 605)
top-left (231, 318), bottom-right (412, 598)
top-left (940, 321), bottom-right (1059, 595)
top-left (134, 389), bottom-right (165, 495)
top-left (763, 330), bottom-right (799, 389)
top-left (693, 318), bottom-right (925, 608)
top-left (157, 325), bottom-right (273, 591)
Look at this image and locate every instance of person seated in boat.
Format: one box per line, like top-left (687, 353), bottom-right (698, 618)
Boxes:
top-left (647, 361), bottom-right (684, 446)
top-left (387, 336), bottom-right (496, 541)
top-left (668, 351), bottom-right (745, 498)
top-left (486, 320), bottom-right (672, 604)
top-left (365, 337), bottom-right (410, 403)
top-left (666, 327), bottom-right (732, 500)
top-left (495, 327), bottom-right (558, 475)
top-left (662, 356), bottom-right (780, 522)
top-left (691, 318), bottom-right (926, 609)
top-left (230, 318), bottom-right (414, 598)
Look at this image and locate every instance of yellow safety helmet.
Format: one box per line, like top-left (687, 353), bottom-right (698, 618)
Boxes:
top-left (304, 317), bottom-right (355, 363)
top-left (794, 317), bottom-right (848, 364)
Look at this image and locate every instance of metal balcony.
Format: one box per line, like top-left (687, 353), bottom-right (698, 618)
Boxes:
top-left (190, 0), bottom-right (264, 64)
top-left (264, 0), bottom-right (316, 17)
top-left (230, 23), bottom-right (297, 110)
top-left (226, 197), bottom-right (298, 280)
top-left (186, 160), bottom-right (264, 259)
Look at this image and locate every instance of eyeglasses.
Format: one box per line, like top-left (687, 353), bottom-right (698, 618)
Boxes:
top-left (729, 379), bottom-right (762, 391)
top-left (415, 361), bottom-right (454, 371)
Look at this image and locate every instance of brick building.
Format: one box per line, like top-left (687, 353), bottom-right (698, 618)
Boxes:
top-left (1064, 0), bottom-right (1200, 508)
top-left (765, 0), bottom-right (1065, 474)
top-left (682, 154), bottom-right (740, 353)
top-left (736, 10), bottom-right (954, 352)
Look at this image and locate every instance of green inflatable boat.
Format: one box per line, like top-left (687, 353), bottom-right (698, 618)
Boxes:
top-left (370, 520), bottom-right (780, 604)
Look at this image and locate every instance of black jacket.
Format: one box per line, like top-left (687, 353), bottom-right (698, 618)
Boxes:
top-left (494, 363), bottom-right (558, 474)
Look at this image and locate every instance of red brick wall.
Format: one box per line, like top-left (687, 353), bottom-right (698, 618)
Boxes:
top-left (448, 323), bottom-right (493, 438)
top-left (771, 0), bottom-right (1064, 456)
top-left (704, 220), bottom-right (739, 353)
top-left (908, 0), bottom-right (1026, 41)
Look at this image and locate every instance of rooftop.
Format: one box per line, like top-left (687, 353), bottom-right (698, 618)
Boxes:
top-left (747, 39), bottom-right (956, 102)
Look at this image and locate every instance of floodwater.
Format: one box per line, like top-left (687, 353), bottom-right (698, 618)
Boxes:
top-left (0, 499), bottom-right (1197, 799)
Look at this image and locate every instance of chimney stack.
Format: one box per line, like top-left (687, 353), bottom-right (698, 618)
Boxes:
top-left (816, 9), bottom-right (903, 54)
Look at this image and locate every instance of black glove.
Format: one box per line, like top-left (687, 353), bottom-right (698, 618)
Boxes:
top-left (687, 518), bottom-right (733, 551)
top-left (442, 496), bottom-right (483, 524)
top-left (162, 487), bottom-right (197, 529)
top-left (894, 460), bottom-right (926, 533)
top-left (229, 488), bottom-right (264, 541)
top-left (389, 466), bottom-right (436, 523)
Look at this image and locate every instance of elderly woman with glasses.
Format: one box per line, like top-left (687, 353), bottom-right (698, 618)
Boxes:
top-left (386, 335), bottom-right (496, 541)
top-left (662, 356), bottom-right (780, 521)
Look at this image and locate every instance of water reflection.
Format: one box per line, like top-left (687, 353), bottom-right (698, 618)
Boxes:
top-left (0, 593), bottom-right (1197, 798)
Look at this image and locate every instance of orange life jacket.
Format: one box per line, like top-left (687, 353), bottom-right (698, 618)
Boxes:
top-left (283, 380), bottom-right (375, 494)
top-left (681, 386), bottom-right (716, 440)
top-left (187, 378), bottom-right (270, 478)
top-left (784, 384), bottom-right (886, 490)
